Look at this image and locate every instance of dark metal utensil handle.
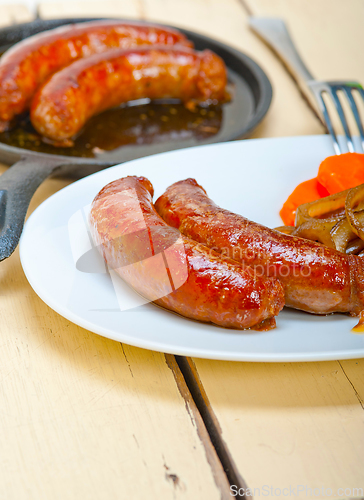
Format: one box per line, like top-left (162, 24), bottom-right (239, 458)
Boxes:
top-left (248, 17), bottom-right (314, 82)
top-left (0, 156), bottom-right (67, 261)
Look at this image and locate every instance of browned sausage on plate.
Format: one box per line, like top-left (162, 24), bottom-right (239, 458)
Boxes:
top-left (30, 46), bottom-right (227, 146)
top-left (89, 176), bottom-right (285, 330)
top-left (0, 20), bottom-right (192, 130)
top-left (155, 178), bottom-right (364, 316)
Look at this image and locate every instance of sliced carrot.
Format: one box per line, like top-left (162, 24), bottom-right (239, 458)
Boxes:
top-left (318, 153), bottom-right (364, 194)
top-left (280, 177), bottom-right (329, 226)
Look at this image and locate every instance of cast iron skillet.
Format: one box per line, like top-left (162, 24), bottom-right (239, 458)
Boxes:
top-left (0, 17), bottom-right (272, 261)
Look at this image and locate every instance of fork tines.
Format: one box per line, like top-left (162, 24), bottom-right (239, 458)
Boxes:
top-left (308, 81), bottom-right (364, 155)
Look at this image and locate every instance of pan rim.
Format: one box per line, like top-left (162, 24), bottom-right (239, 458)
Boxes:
top-left (0, 17), bottom-right (272, 166)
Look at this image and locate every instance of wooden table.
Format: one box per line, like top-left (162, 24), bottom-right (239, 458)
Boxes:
top-left (0, 1), bottom-right (363, 499)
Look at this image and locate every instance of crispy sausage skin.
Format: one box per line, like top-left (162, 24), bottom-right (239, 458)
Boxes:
top-left (0, 20), bottom-right (192, 130)
top-left (30, 47), bottom-right (227, 145)
top-left (155, 178), bottom-right (364, 316)
top-left (89, 176), bottom-right (284, 330)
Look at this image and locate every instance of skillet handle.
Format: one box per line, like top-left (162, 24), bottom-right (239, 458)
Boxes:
top-left (0, 155), bottom-right (66, 261)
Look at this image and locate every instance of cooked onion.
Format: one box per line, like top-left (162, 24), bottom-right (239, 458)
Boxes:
top-left (274, 225), bottom-right (295, 235)
top-left (345, 183), bottom-right (364, 240)
top-left (295, 189), bottom-right (349, 226)
top-left (346, 238), bottom-right (364, 255)
top-left (292, 218), bottom-right (338, 248)
top-left (275, 182), bottom-right (364, 255)
top-left (330, 217), bottom-right (357, 253)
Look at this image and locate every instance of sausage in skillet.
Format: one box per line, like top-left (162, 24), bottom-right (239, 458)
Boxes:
top-left (0, 20), bottom-right (192, 131)
top-left (30, 47), bottom-right (227, 146)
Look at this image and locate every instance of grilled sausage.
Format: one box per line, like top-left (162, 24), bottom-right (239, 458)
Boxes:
top-left (89, 176), bottom-right (284, 330)
top-left (0, 20), bottom-right (192, 130)
top-left (30, 46), bottom-right (227, 145)
top-left (155, 178), bottom-right (364, 316)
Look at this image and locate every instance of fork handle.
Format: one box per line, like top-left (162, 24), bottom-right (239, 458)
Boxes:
top-left (249, 17), bottom-right (314, 83)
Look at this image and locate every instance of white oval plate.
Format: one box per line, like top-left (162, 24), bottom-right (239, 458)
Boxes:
top-left (20, 135), bottom-right (364, 361)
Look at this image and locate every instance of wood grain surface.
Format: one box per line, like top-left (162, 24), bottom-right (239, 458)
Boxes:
top-left (0, 4), bottom-right (33, 27)
top-left (0, 166), bottom-right (230, 499)
top-left (1, 1), bottom-right (364, 499)
top-left (191, 357), bottom-right (364, 498)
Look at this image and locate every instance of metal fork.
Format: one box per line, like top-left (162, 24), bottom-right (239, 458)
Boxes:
top-left (249, 17), bottom-right (364, 155)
